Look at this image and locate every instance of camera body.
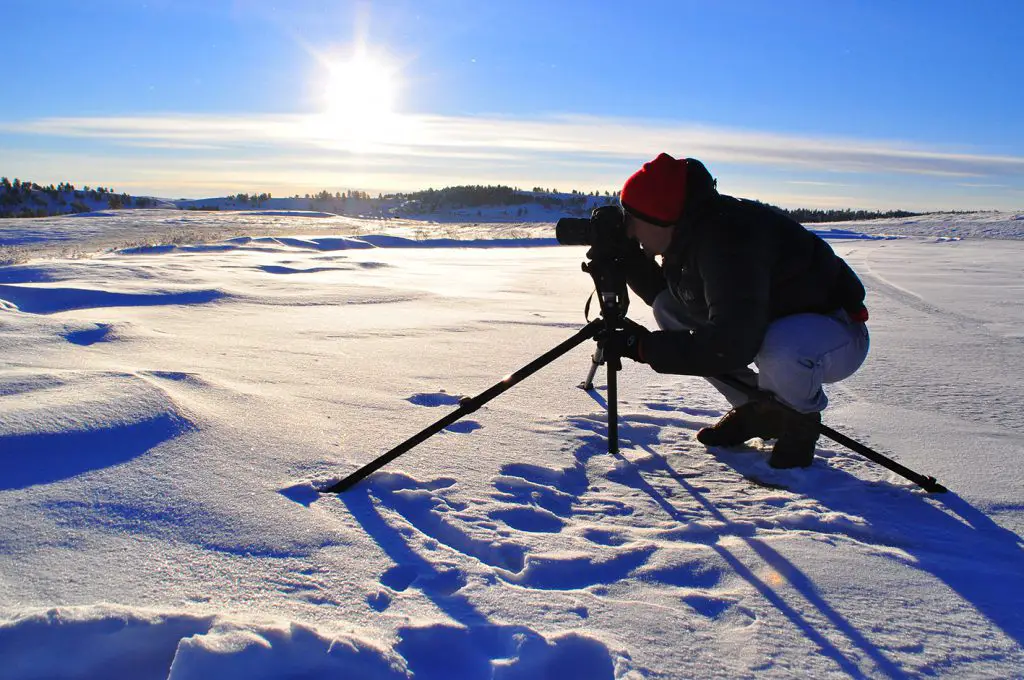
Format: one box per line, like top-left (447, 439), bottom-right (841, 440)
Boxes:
top-left (556, 205), bottom-right (631, 321)
top-left (555, 205), bottom-right (631, 254)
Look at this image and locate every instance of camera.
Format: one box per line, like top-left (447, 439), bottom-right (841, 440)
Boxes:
top-left (555, 205), bottom-right (630, 253)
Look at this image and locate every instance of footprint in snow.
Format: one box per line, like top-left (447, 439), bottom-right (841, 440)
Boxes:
top-left (444, 421), bottom-right (482, 434)
top-left (644, 402), bottom-right (722, 418)
top-left (63, 322), bottom-right (116, 346)
top-left (682, 595), bottom-right (756, 625)
top-left (395, 623), bottom-right (617, 680)
top-left (407, 392), bottom-right (463, 407)
top-left (372, 558), bottom-right (469, 610)
top-left (580, 528), bottom-right (628, 546)
top-left (407, 392), bottom-right (481, 433)
top-left (358, 472), bottom-right (527, 573)
top-left (499, 462), bottom-right (588, 496)
top-left (488, 506), bottom-right (565, 533)
top-left (381, 564), bottom-right (419, 591)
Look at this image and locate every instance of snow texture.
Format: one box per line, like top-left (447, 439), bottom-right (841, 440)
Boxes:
top-left (1, 210), bottom-right (1023, 678)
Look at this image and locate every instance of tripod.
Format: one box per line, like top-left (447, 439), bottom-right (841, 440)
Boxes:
top-left (321, 248), bottom-right (947, 494)
top-left (321, 247), bottom-right (630, 494)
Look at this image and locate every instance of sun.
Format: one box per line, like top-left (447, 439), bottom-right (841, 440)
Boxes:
top-left (319, 50), bottom-right (400, 143)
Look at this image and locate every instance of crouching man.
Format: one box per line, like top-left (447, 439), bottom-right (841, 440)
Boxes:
top-left (603, 153), bottom-right (870, 468)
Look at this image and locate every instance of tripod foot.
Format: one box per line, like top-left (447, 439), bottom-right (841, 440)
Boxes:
top-left (922, 478), bottom-right (949, 493)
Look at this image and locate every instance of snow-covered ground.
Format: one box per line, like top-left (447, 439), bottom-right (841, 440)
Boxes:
top-left (1, 211), bottom-right (1023, 678)
top-left (817, 210), bottom-right (1024, 241)
top-left (0, 209), bottom-right (566, 264)
top-left (4, 208), bottom-right (1022, 265)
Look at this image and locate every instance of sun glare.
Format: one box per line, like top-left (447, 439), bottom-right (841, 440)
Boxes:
top-left (314, 49), bottom-right (401, 150)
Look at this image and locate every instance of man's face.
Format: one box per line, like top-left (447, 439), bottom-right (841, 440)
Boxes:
top-left (625, 214), bottom-right (674, 256)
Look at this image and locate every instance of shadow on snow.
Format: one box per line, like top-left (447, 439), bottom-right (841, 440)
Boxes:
top-left (587, 386), bottom-right (1024, 676)
top-left (333, 479), bottom-right (618, 680)
top-left (0, 414), bottom-right (192, 490)
top-left (0, 283), bottom-right (225, 315)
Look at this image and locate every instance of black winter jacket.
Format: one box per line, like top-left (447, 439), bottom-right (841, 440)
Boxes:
top-left (624, 195), bottom-right (866, 376)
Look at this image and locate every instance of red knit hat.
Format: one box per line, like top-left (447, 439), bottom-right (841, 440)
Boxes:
top-left (620, 153), bottom-right (689, 226)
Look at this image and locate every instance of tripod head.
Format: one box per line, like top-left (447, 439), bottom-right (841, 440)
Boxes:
top-left (555, 205), bottom-right (632, 326)
top-left (582, 246), bottom-right (630, 325)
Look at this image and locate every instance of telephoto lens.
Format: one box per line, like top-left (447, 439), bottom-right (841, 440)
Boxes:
top-left (555, 217), bottom-right (593, 246)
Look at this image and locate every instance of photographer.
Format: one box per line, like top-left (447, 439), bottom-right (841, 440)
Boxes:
top-left (605, 153), bottom-right (870, 469)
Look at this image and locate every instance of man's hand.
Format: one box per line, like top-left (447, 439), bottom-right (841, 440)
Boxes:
top-left (600, 318), bottom-right (651, 363)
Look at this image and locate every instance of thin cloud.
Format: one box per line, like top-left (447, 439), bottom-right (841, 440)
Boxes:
top-left (786, 180), bottom-right (853, 187)
top-left (5, 112), bottom-right (1024, 181)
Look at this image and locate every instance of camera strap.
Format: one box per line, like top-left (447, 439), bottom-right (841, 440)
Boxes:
top-left (584, 290), bottom-right (596, 322)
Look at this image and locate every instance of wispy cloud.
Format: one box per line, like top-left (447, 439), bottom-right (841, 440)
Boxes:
top-left (6, 112), bottom-right (1024, 180)
top-left (786, 180), bottom-right (852, 187)
top-left (3, 112), bottom-right (1023, 209)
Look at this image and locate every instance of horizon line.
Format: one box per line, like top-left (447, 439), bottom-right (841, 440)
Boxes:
top-left (3, 111), bottom-right (1023, 211)
top-left (2, 179), bottom-right (1017, 216)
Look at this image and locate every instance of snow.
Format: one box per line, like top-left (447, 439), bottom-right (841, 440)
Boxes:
top-left (817, 211), bottom-right (1024, 241)
top-left (1, 210), bottom-right (1023, 678)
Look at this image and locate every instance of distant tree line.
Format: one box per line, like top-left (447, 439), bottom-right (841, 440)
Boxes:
top-left (0, 177), bottom-right (936, 222)
top-left (533, 187), bottom-right (616, 198)
top-left (776, 207), bottom-right (922, 223)
top-left (0, 177), bottom-right (140, 217)
top-left (388, 185), bottom-right (925, 223)
top-left (392, 184), bottom-right (614, 214)
top-left (230, 192), bottom-right (272, 205)
top-left (397, 185), bottom-right (533, 212)
top-left (300, 189), bottom-right (371, 201)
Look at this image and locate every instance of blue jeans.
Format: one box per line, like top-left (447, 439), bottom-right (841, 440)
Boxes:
top-left (652, 291), bottom-right (870, 413)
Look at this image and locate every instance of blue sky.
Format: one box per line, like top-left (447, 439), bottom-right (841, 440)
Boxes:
top-left (2, 0), bottom-right (1022, 209)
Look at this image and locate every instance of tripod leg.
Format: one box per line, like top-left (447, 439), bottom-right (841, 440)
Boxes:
top-left (607, 353), bottom-right (619, 455)
top-left (713, 374), bottom-right (947, 492)
top-left (580, 345), bottom-right (603, 390)
top-left (322, 319), bottom-right (605, 493)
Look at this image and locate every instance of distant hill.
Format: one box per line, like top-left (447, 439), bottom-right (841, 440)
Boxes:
top-left (0, 179), bottom-right (175, 218)
top-left (173, 185), bottom-right (617, 222)
top-left (0, 179), bottom-right (617, 222)
top-left (1, 177), bottom-right (934, 224)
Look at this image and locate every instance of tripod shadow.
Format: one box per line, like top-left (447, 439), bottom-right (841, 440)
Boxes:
top-left (331, 477), bottom-right (618, 680)
top-left (714, 446), bottom-right (1024, 651)
top-left (582, 391), bottom-right (908, 677)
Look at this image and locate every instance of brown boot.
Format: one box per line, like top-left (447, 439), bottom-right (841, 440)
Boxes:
top-left (768, 410), bottom-right (821, 469)
top-left (696, 401), bottom-right (782, 447)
